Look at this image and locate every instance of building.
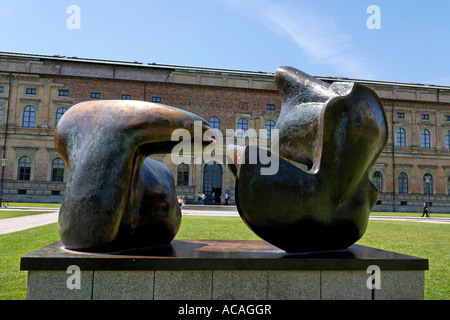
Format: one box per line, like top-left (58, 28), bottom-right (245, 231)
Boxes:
top-left (0, 51), bottom-right (449, 212)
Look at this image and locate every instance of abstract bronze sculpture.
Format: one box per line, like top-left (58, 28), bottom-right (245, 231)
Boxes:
top-left (55, 66), bottom-right (387, 254)
top-left (55, 100), bottom-right (210, 251)
top-left (229, 66), bottom-right (388, 252)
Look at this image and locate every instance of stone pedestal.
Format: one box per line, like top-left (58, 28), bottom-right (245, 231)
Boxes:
top-left (20, 240), bottom-right (428, 300)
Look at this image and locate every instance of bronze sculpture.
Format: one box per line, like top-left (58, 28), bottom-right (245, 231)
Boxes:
top-left (55, 65), bottom-right (387, 254)
top-left (229, 66), bottom-right (388, 252)
top-left (55, 100), bottom-right (210, 251)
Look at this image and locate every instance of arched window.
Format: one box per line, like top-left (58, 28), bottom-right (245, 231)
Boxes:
top-left (209, 116), bottom-right (220, 130)
top-left (56, 108), bottom-right (67, 126)
top-left (23, 106), bottom-right (36, 128)
top-left (265, 120), bottom-right (276, 140)
top-left (423, 174), bottom-right (433, 195)
top-left (51, 158), bottom-right (65, 182)
top-left (177, 164), bottom-right (189, 186)
top-left (0, 105), bottom-right (3, 125)
top-left (18, 156), bottom-right (32, 181)
top-left (446, 130), bottom-right (450, 150)
top-left (372, 171), bottom-right (383, 193)
top-left (421, 129), bottom-right (430, 148)
top-left (396, 128), bottom-right (406, 147)
top-left (237, 118), bottom-right (248, 138)
top-left (398, 172), bottom-right (408, 194)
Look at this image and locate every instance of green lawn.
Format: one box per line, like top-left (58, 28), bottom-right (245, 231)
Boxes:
top-left (357, 220), bottom-right (449, 300)
top-left (371, 211), bottom-right (449, 218)
top-left (0, 211), bottom-right (56, 220)
top-left (6, 202), bottom-right (61, 208)
top-left (0, 215), bottom-right (448, 300)
top-left (0, 223), bottom-right (60, 300)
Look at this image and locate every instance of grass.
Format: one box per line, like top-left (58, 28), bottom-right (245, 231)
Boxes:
top-left (356, 220), bottom-right (449, 300)
top-left (0, 215), bottom-right (448, 300)
top-left (176, 216), bottom-right (260, 240)
top-left (0, 223), bottom-right (60, 300)
top-left (371, 211), bottom-right (449, 218)
top-left (0, 211), bottom-right (55, 220)
top-left (7, 202), bottom-right (61, 208)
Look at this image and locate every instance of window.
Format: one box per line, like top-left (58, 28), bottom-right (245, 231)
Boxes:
top-left (265, 120), bottom-right (276, 140)
top-left (267, 104), bottom-right (275, 110)
top-left (448, 177), bottom-right (450, 195)
top-left (237, 118), bottom-right (248, 138)
top-left (0, 105), bottom-right (2, 124)
top-left (26, 88), bottom-right (36, 95)
top-left (23, 106), bottom-right (36, 127)
top-left (372, 171), bottom-right (383, 193)
top-left (91, 92), bottom-right (101, 99)
top-left (51, 158), bottom-right (65, 182)
top-left (446, 130), bottom-right (450, 149)
top-left (152, 97), bottom-right (161, 103)
top-left (398, 172), bottom-right (408, 194)
top-left (58, 90), bottom-right (69, 97)
top-left (396, 128), bottom-right (406, 147)
top-left (397, 112), bottom-right (405, 119)
top-left (423, 174), bottom-right (433, 195)
top-left (56, 108), bottom-right (67, 126)
top-left (51, 190), bottom-right (61, 196)
top-left (421, 114), bottom-right (429, 120)
top-left (400, 201), bottom-right (407, 206)
top-left (121, 94), bottom-right (131, 100)
top-left (446, 115), bottom-right (450, 121)
top-left (421, 129), bottom-right (431, 148)
top-left (18, 189), bottom-right (27, 195)
top-left (18, 156), bottom-right (32, 181)
top-left (209, 117), bottom-right (220, 130)
top-left (0, 86), bottom-right (3, 93)
top-left (177, 164), bottom-right (189, 186)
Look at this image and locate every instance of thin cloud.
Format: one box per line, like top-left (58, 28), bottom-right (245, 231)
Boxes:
top-left (217, 0), bottom-right (375, 79)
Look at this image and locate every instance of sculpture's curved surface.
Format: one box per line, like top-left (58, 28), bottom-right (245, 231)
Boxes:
top-left (55, 100), bottom-right (210, 251)
top-left (230, 66), bottom-right (388, 253)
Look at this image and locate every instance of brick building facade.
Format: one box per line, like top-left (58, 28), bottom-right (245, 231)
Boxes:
top-left (0, 52), bottom-right (449, 212)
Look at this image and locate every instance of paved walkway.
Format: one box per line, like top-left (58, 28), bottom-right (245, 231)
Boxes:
top-left (0, 206), bottom-right (449, 235)
top-left (0, 210), bottom-right (59, 235)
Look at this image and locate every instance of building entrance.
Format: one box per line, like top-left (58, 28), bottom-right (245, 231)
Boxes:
top-left (203, 162), bottom-right (223, 204)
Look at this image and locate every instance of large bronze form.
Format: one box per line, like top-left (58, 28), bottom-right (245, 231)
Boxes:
top-left (55, 100), bottom-right (210, 251)
top-left (229, 66), bottom-right (388, 253)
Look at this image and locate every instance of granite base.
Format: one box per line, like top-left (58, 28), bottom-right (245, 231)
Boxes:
top-left (20, 240), bottom-right (428, 300)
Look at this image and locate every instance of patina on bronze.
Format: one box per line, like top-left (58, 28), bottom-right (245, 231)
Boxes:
top-left (229, 66), bottom-right (388, 253)
top-left (55, 100), bottom-right (210, 252)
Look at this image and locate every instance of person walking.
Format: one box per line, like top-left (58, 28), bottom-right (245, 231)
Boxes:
top-left (422, 202), bottom-right (429, 218)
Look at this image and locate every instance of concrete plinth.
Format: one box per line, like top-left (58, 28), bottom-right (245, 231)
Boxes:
top-left (20, 240), bottom-right (428, 300)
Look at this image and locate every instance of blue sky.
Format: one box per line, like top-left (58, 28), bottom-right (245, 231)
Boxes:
top-left (0, 0), bottom-right (449, 85)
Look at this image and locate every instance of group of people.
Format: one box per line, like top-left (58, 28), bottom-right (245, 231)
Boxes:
top-left (177, 196), bottom-right (186, 208)
top-left (177, 191), bottom-right (230, 208)
top-left (197, 191), bottom-right (229, 205)
top-left (209, 191), bottom-right (229, 205)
